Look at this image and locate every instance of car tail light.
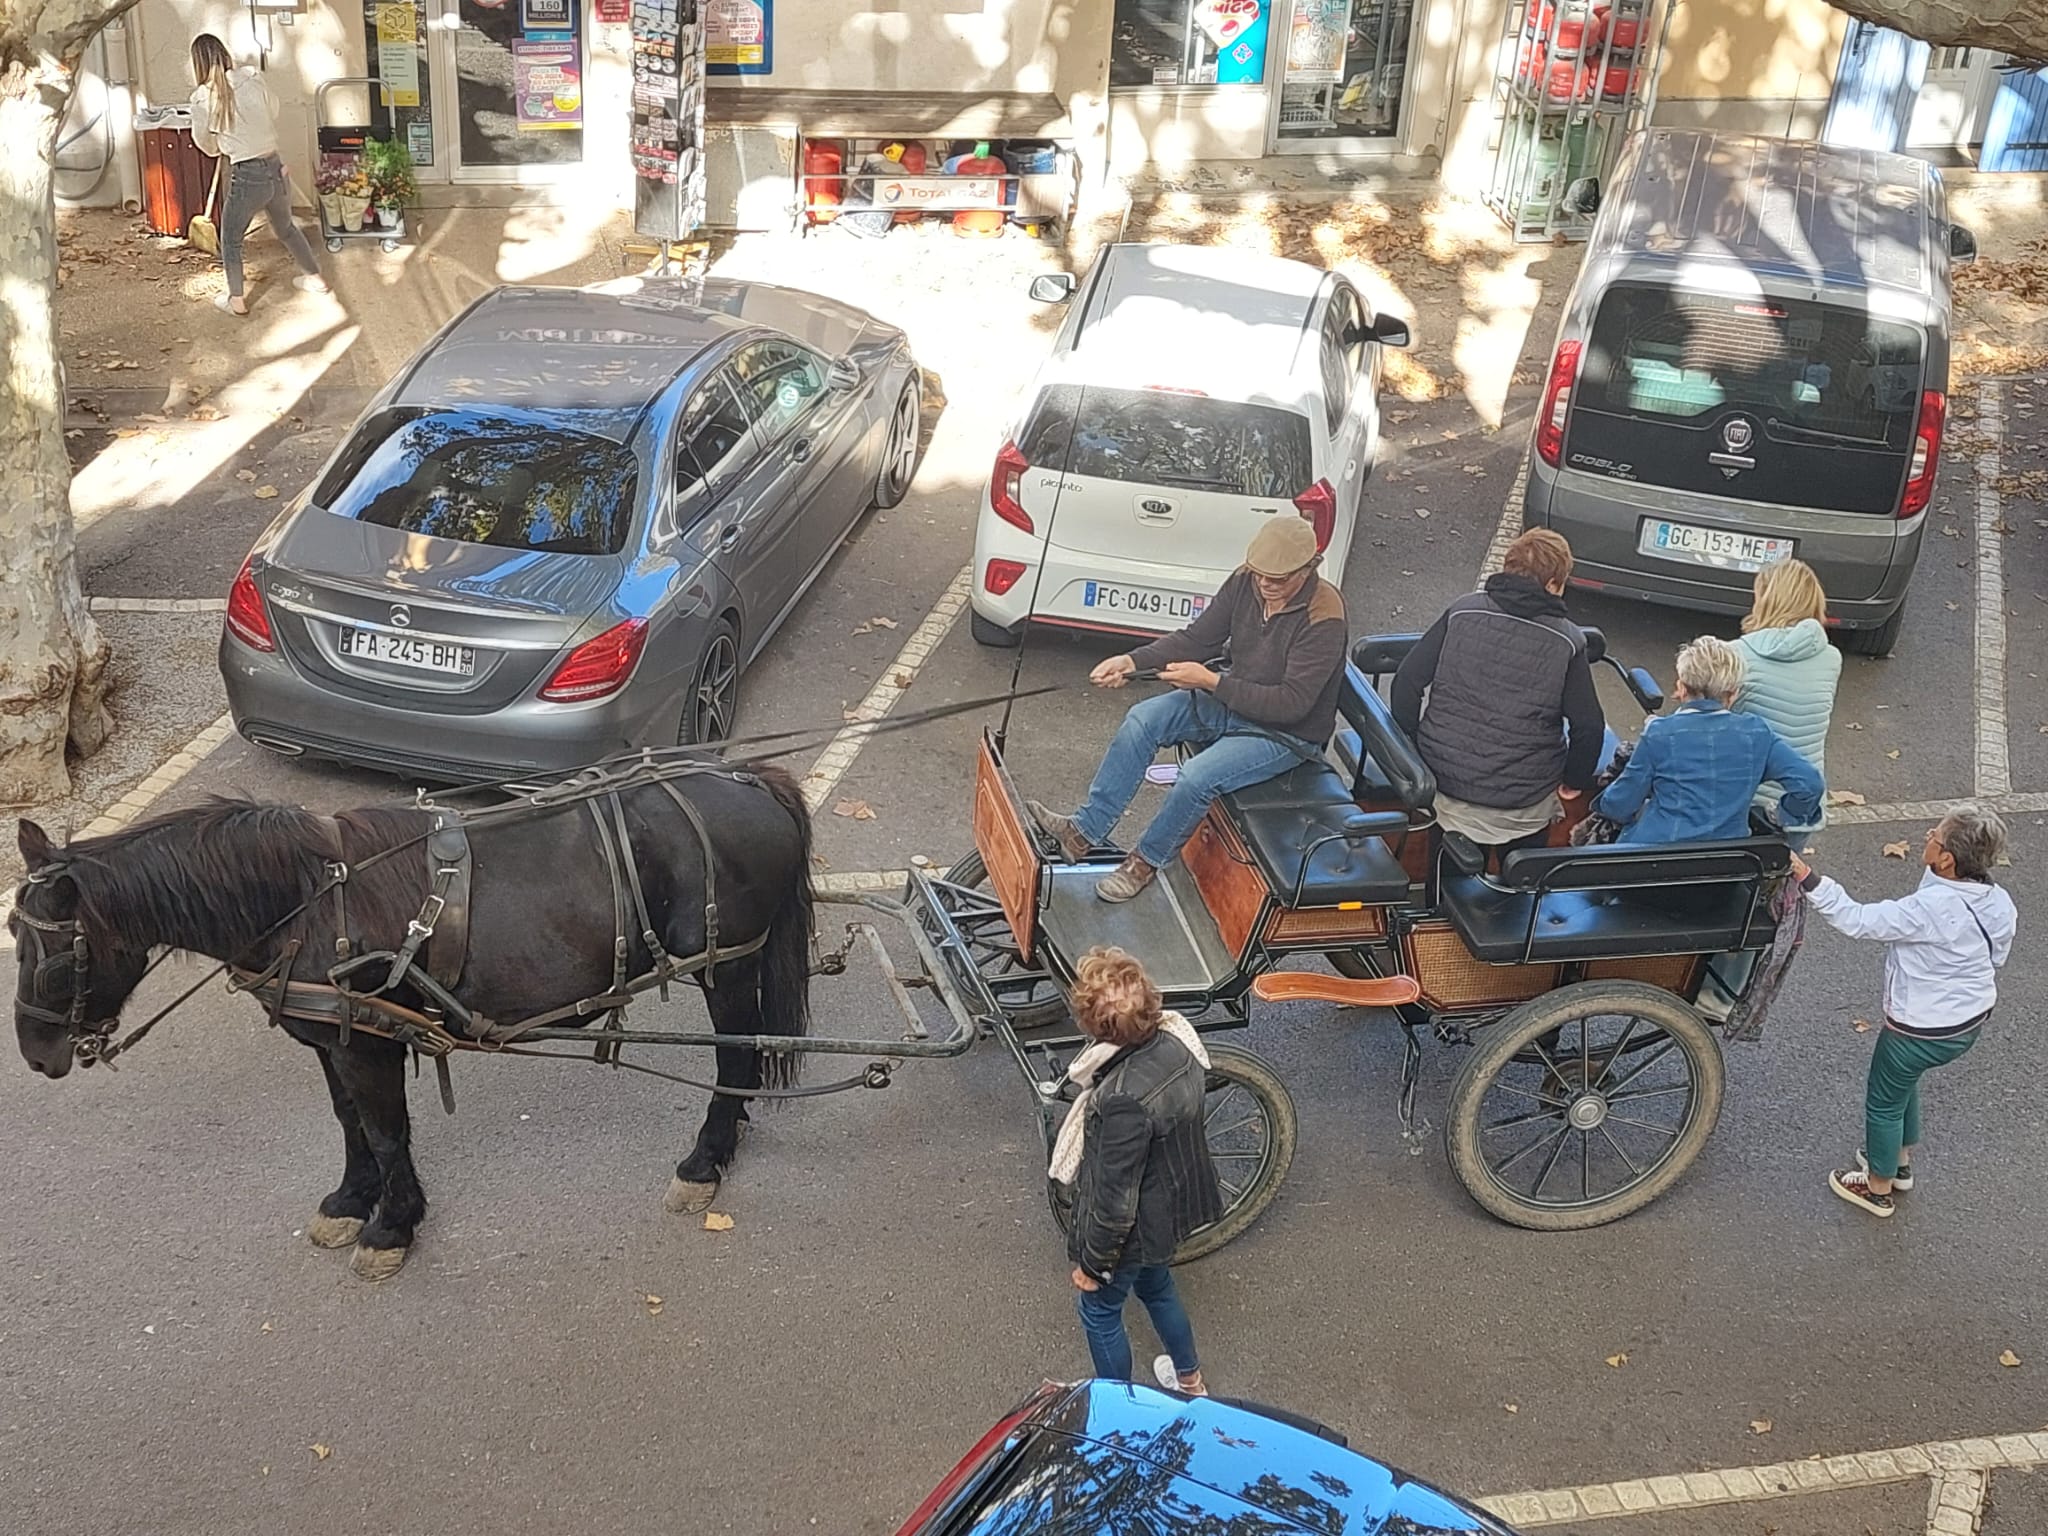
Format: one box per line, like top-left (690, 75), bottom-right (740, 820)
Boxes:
top-left (225, 557), bottom-right (274, 652)
top-left (1294, 479), bottom-right (1337, 552)
top-left (1535, 339), bottom-right (1582, 467)
top-left (539, 618), bottom-right (649, 703)
top-left (890, 1404), bottom-right (1036, 1536)
top-left (1900, 390), bottom-right (1945, 517)
top-left (984, 558), bottom-right (1027, 596)
top-left (990, 441), bottom-right (1032, 534)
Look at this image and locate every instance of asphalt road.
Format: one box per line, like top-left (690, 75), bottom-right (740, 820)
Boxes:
top-left (7, 240), bottom-right (2048, 1536)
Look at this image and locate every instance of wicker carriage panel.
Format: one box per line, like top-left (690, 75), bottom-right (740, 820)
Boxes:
top-left (1584, 954), bottom-right (1702, 993)
top-left (1404, 920), bottom-right (1558, 1011)
top-left (1265, 904), bottom-right (1388, 946)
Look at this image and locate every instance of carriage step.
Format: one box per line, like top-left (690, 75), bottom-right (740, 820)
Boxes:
top-left (1252, 972), bottom-right (1421, 1009)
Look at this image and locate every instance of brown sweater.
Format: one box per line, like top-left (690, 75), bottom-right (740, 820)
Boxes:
top-left (1129, 567), bottom-right (1349, 742)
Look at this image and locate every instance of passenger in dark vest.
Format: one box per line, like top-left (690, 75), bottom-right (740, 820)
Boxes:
top-left (1391, 529), bottom-right (1605, 853)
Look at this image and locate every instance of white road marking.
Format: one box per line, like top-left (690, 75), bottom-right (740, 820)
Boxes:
top-left (89, 597), bottom-right (227, 613)
top-left (1973, 381), bottom-right (2011, 798)
top-left (799, 563), bottom-right (972, 813)
top-left (1480, 451), bottom-right (1532, 579)
top-left (814, 869), bottom-right (909, 894)
top-left (1828, 790), bottom-right (2048, 827)
top-left (1476, 1427), bottom-right (2048, 1528)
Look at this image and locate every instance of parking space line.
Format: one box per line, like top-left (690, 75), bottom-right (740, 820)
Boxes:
top-left (87, 597), bottom-right (228, 613)
top-left (799, 564), bottom-right (972, 813)
top-left (1474, 1426), bottom-right (2048, 1528)
top-left (1480, 453), bottom-right (1532, 579)
top-left (1827, 789), bottom-right (2048, 827)
top-left (1973, 381), bottom-right (2011, 798)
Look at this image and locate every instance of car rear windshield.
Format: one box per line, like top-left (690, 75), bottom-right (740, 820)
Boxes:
top-left (1019, 384), bottom-right (1314, 499)
top-left (315, 406), bottom-right (641, 555)
top-left (1567, 285), bottom-right (1925, 513)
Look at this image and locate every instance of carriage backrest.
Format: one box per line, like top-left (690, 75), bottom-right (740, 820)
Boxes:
top-left (1349, 627), bottom-right (1611, 682)
top-left (1495, 835), bottom-right (1790, 895)
top-left (973, 729), bottom-right (1042, 964)
top-left (1334, 665), bottom-right (1435, 812)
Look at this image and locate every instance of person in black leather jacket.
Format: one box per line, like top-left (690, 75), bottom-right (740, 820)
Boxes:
top-left (1065, 947), bottom-right (1223, 1395)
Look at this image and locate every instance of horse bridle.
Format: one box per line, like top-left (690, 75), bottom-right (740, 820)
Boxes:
top-left (11, 867), bottom-right (107, 1056)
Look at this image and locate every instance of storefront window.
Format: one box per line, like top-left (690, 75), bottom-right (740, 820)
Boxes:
top-left (1112, 0), bottom-right (1272, 88)
top-left (1274, 0), bottom-right (1414, 139)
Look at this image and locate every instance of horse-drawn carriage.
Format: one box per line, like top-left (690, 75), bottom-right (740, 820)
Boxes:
top-left (913, 629), bottom-right (1793, 1246)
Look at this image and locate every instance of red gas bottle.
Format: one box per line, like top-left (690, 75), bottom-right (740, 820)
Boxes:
top-left (951, 141), bottom-right (1007, 238)
top-left (889, 140), bottom-right (928, 224)
top-left (803, 138), bottom-right (844, 225)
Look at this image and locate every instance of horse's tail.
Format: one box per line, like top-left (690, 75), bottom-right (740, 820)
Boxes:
top-left (749, 762), bottom-right (814, 1090)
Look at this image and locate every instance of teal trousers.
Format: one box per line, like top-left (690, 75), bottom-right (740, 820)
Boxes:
top-left (1865, 1027), bottom-right (1978, 1179)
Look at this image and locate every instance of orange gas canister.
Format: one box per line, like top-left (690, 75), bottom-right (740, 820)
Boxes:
top-left (803, 138), bottom-right (845, 225)
top-left (950, 142), bottom-right (1007, 238)
top-left (888, 140), bottom-right (928, 224)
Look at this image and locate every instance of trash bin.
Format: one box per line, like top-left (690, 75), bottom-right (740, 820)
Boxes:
top-left (134, 106), bottom-right (220, 239)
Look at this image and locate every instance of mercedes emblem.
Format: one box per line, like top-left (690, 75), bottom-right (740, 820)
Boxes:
top-left (389, 604), bottom-right (412, 628)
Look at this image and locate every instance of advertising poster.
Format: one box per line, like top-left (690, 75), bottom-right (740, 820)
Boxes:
top-left (1194, 0), bottom-right (1268, 85)
top-left (1286, 0), bottom-right (1351, 83)
top-left (512, 37), bottom-right (583, 129)
top-left (521, 0), bottom-right (571, 28)
top-left (705, 0), bottom-right (770, 75)
top-left (631, 0), bottom-right (705, 239)
top-left (374, 1), bottom-right (421, 107)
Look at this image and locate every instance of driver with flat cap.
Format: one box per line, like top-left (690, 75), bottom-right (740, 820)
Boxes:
top-left (1033, 517), bottom-right (1350, 902)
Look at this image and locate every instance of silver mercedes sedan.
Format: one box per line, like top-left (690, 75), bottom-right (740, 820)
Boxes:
top-left (219, 277), bottom-right (922, 781)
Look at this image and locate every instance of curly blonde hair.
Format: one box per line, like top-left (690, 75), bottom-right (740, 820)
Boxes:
top-left (1071, 946), bottom-right (1163, 1048)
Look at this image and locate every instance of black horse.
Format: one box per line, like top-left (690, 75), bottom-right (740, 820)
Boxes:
top-left (9, 765), bottom-right (814, 1280)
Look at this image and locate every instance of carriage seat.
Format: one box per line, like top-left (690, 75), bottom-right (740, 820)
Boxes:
top-left (1218, 764), bottom-right (1411, 909)
top-left (1438, 837), bottom-right (1789, 964)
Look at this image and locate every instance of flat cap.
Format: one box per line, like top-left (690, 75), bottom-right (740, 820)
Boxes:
top-left (1245, 516), bottom-right (1321, 576)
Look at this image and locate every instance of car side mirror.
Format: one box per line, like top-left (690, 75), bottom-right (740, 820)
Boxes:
top-left (827, 356), bottom-right (862, 392)
top-left (1565, 175), bottom-right (1602, 216)
top-left (1028, 272), bottom-right (1077, 304)
top-left (1948, 223), bottom-right (1978, 266)
top-left (1627, 667), bottom-right (1665, 714)
top-left (1366, 314), bottom-right (1411, 349)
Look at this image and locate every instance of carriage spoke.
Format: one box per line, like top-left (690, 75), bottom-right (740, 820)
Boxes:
top-left (1579, 1129), bottom-right (1591, 1202)
top-left (1606, 1084), bottom-right (1692, 1105)
top-left (1589, 1018), bottom-right (1639, 1087)
top-left (1603, 1113), bottom-right (1683, 1138)
top-left (1530, 1124), bottom-right (1572, 1196)
top-left (1489, 1083), bottom-right (1568, 1108)
top-left (1485, 1104), bottom-right (1571, 1133)
top-left (1599, 1125), bottom-right (1644, 1178)
top-left (1495, 1121), bottom-right (1570, 1176)
top-left (1601, 1037), bottom-right (1678, 1094)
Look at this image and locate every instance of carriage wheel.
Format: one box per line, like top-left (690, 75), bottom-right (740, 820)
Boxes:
top-left (941, 850), bottom-right (1068, 1029)
top-left (1046, 1043), bottom-right (1297, 1264)
top-left (1445, 980), bottom-right (1723, 1231)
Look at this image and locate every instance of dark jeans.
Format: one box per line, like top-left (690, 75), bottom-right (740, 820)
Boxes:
top-left (222, 153), bottom-right (320, 297)
top-left (1076, 1262), bottom-right (1198, 1381)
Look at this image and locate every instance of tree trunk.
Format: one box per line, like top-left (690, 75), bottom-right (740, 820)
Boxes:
top-left (0, 61), bottom-right (111, 807)
top-left (1829, 1), bottom-right (2048, 64)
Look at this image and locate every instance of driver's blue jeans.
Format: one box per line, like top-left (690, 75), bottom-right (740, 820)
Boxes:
top-left (1073, 690), bottom-right (1312, 869)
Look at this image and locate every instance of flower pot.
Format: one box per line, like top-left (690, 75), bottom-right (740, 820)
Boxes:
top-left (374, 203), bottom-right (401, 231)
top-left (337, 194), bottom-right (369, 232)
top-left (320, 191), bottom-right (344, 226)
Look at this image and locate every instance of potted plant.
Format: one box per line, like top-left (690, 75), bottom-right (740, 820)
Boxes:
top-left (313, 162), bottom-right (348, 229)
top-left (360, 138), bottom-right (418, 231)
top-left (334, 168), bottom-right (372, 232)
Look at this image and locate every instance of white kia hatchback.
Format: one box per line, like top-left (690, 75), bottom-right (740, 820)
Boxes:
top-left (969, 243), bottom-right (1409, 646)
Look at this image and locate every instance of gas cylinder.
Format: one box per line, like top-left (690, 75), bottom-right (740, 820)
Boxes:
top-left (889, 140), bottom-right (928, 224)
top-left (802, 138), bottom-right (844, 225)
top-left (950, 141), bottom-right (1007, 239)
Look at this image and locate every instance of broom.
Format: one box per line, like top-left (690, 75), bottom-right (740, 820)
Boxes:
top-left (187, 155), bottom-right (225, 255)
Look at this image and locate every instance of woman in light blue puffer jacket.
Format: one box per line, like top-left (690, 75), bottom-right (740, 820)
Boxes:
top-left (1733, 559), bottom-right (1842, 835)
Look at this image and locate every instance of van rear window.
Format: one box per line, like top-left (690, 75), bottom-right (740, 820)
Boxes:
top-left (1566, 286), bottom-right (1926, 514)
top-left (1020, 384), bottom-right (1314, 499)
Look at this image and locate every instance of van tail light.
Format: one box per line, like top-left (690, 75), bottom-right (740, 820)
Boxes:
top-left (1900, 390), bottom-right (1945, 518)
top-left (990, 441), bottom-right (1033, 534)
top-left (1536, 340), bottom-right (1581, 467)
top-left (539, 618), bottom-right (649, 703)
top-left (1294, 479), bottom-right (1337, 551)
top-left (983, 558), bottom-right (1027, 596)
top-left (225, 557), bottom-right (275, 652)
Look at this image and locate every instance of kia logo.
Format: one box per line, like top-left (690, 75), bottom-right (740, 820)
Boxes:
top-left (1140, 498), bottom-right (1173, 516)
top-left (389, 605), bottom-right (412, 628)
top-left (1721, 418), bottom-right (1754, 454)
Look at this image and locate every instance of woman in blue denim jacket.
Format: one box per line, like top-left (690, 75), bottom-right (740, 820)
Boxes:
top-left (1595, 635), bottom-right (1825, 844)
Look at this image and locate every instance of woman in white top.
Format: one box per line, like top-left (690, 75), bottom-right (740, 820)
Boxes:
top-left (188, 34), bottom-right (327, 315)
top-left (1731, 558), bottom-right (1841, 836)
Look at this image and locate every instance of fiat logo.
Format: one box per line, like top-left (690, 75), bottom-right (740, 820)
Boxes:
top-left (389, 605), bottom-right (412, 628)
top-left (1721, 418), bottom-right (1754, 454)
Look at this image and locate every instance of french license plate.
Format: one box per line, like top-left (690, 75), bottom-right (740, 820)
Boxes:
top-left (339, 626), bottom-right (476, 676)
top-left (1639, 520), bottom-right (1795, 574)
top-left (1081, 582), bottom-right (1208, 621)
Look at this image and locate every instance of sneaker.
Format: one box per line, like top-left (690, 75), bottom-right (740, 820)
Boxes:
top-left (1855, 1150), bottom-right (1912, 1191)
top-left (1026, 800), bottom-right (1092, 863)
top-left (1095, 856), bottom-right (1157, 903)
top-left (1829, 1168), bottom-right (1895, 1218)
top-left (1152, 1355), bottom-right (1207, 1396)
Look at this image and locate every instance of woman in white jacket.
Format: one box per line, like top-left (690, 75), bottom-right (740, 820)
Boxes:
top-left (1733, 559), bottom-right (1841, 836)
top-left (189, 34), bottom-right (327, 315)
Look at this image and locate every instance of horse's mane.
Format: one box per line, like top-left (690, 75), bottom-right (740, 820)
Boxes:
top-left (63, 798), bottom-right (434, 959)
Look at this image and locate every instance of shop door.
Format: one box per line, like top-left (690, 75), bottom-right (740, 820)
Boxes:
top-left (1906, 47), bottom-right (1997, 150)
top-left (429, 0), bottom-right (586, 182)
top-left (1821, 20), bottom-right (1928, 153)
top-left (1268, 0), bottom-right (1417, 152)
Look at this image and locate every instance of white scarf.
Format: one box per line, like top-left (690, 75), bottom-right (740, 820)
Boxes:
top-left (1048, 1011), bottom-right (1209, 1185)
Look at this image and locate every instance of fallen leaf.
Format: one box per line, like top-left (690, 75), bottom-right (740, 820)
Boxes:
top-left (1853, 1018), bottom-right (1873, 1032)
top-left (260, 1320), bottom-right (273, 1333)
top-left (1503, 1402), bottom-right (1519, 1413)
top-left (1882, 841), bottom-right (1911, 858)
top-left (1827, 790), bottom-right (1867, 806)
top-left (1750, 1419), bottom-right (1773, 1435)
top-left (892, 671), bottom-right (913, 688)
top-left (235, 468), bottom-right (257, 482)
top-left (1844, 722), bottom-right (1863, 731)
top-left (871, 616), bottom-right (899, 629)
top-left (1999, 1349), bottom-right (2021, 1367)
top-left (1886, 750), bottom-right (1901, 760)
top-left (253, 484), bottom-right (279, 499)
top-left (311, 1444), bottom-right (332, 1461)
top-left (1414, 507), bottom-right (1432, 519)
top-left (703, 1212), bottom-right (735, 1232)
top-left (1605, 1352), bottom-right (1628, 1368)
top-left (850, 622), bottom-right (872, 635)
top-left (832, 799), bottom-right (877, 821)
top-left (1947, 602), bottom-right (1960, 611)
top-left (1940, 525), bottom-right (1961, 538)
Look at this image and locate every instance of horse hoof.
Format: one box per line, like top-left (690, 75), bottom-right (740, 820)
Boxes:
top-left (664, 1176), bottom-right (719, 1214)
top-left (349, 1243), bottom-right (409, 1282)
top-left (307, 1214), bottom-right (365, 1249)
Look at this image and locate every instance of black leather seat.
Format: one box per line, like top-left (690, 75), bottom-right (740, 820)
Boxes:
top-left (1438, 837), bottom-right (1788, 963)
top-left (1219, 767), bottom-right (1411, 908)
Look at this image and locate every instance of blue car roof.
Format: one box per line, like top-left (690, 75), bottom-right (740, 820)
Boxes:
top-left (948, 1381), bottom-right (1509, 1535)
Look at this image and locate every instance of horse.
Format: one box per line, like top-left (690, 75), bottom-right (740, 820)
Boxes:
top-left (9, 762), bottom-right (814, 1280)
